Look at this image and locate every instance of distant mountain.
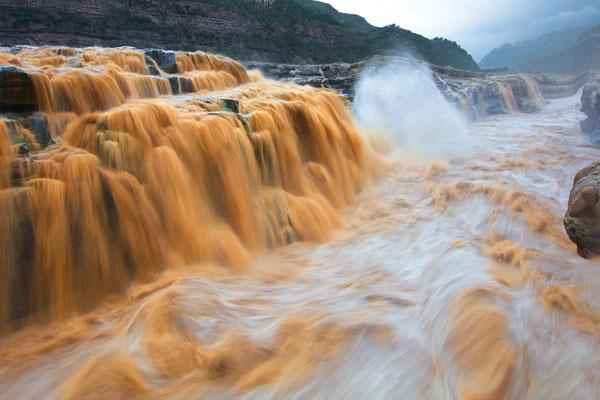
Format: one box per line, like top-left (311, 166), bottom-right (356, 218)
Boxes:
top-left (0, 0), bottom-right (479, 70)
top-left (480, 25), bottom-right (600, 73)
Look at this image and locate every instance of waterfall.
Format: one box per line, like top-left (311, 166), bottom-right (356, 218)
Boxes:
top-left (497, 82), bottom-right (519, 114)
top-left (0, 47), bottom-right (371, 327)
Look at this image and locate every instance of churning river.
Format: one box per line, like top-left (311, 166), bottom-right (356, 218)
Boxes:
top-left (1, 85), bottom-right (599, 399)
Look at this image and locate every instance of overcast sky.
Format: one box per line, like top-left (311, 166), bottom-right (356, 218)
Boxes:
top-left (321, 0), bottom-right (600, 61)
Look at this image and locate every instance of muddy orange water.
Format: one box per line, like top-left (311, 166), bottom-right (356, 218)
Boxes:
top-left (0, 48), bottom-right (599, 399)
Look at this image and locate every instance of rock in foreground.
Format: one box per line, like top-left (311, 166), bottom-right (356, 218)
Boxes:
top-left (564, 162), bottom-right (600, 257)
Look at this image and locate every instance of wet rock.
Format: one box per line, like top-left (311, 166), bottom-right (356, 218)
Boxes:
top-left (144, 49), bottom-right (178, 74)
top-left (0, 66), bottom-right (37, 110)
top-left (580, 82), bottom-right (600, 139)
top-left (221, 99), bottom-right (239, 113)
top-left (10, 45), bottom-right (36, 54)
top-left (564, 162), bottom-right (600, 257)
top-left (481, 82), bottom-right (508, 115)
top-left (66, 56), bottom-right (83, 68)
top-left (245, 62), bottom-right (321, 81)
top-left (50, 47), bottom-right (77, 57)
top-left (21, 113), bottom-right (52, 148)
top-left (16, 142), bottom-right (29, 155)
top-left (168, 76), bottom-right (194, 94)
top-left (245, 61), bottom-right (362, 98)
top-left (2, 113), bottom-right (53, 151)
top-left (145, 56), bottom-right (160, 75)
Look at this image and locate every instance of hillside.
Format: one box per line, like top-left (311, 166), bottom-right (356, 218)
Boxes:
top-left (0, 0), bottom-right (479, 69)
top-left (480, 25), bottom-right (600, 73)
top-left (532, 26), bottom-right (600, 74)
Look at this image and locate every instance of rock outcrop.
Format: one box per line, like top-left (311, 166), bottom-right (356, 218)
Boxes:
top-left (566, 77), bottom-right (600, 257)
top-left (144, 49), bottom-right (178, 74)
top-left (0, 66), bottom-right (36, 109)
top-left (533, 71), bottom-right (600, 99)
top-left (564, 163), bottom-right (600, 258)
top-left (245, 61), bottom-right (364, 98)
top-left (581, 81), bottom-right (600, 139)
top-left (566, 79), bottom-right (600, 257)
top-left (247, 56), bottom-right (546, 119)
top-left (439, 73), bottom-right (545, 118)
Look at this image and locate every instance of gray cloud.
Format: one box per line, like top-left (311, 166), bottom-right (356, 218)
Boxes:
top-left (322, 0), bottom-right (600, 61)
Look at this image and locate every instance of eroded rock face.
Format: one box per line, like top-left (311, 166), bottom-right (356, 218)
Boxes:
top-left (565, 79), bottom-right (600, 255)
top-left (564, 162), bottom-right (600, 258)
top-left (0, 66), bottom-right (37, 109)
top-left (581, 82), bottom-right (600, 139)
top-left (245, 61), bottom-right (362, 98)
top-left (438, 74), bottom-right (545, 119)
top-left (533, 71), bottom-right (600, 99)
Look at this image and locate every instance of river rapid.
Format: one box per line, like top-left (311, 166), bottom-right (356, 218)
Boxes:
top-left (1, 92), bottom-right (599, 399)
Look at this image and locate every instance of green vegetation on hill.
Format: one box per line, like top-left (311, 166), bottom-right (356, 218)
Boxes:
top-left (0, 0), bottom-right (479, 70)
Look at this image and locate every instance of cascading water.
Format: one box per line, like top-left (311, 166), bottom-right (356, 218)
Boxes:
top-left (523, 75), bottom-right (546, 110)
top-left (0, 47), bottom-right (371, 329)
top-left (0, 48), bottom-right (599, 400)
top-left (496, 82), bottom-right (519, 114)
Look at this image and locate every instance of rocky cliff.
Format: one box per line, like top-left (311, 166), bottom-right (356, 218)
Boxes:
top-left (0, 0), bottom-right (479, 70)
top-left (581, 80), bottom-right (600, 139)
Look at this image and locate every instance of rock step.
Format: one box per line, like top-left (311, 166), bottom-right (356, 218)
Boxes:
top-left (0, 66), bottom-right (36, 110)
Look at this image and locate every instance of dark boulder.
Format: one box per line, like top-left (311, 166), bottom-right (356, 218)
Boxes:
top-left (144, 49), bottom-right (178, 75)
top-left (0, 66), bottom-right (37, 110)
top-left (221, 99), bottom-right (239, 113)
top-left (2, 113), bottom-right (53, 151)
top-left (168, 76), bottom-right (194, 95)
top-left (19, 113), bottom-right (52, 148)
top-left (564, 162), bottom-right (600, 257)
